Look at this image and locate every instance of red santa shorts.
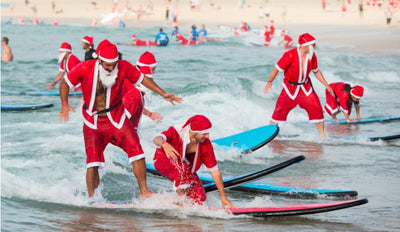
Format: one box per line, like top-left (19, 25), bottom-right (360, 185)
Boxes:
top-left (323, 90), bottom-right (339, 117)
top-left (122, 87), bottom-right (144, 130)
top-left (154, 155), bottom-right (206, 204)
top-left (271, 89), bottom-right (324, 123)
top-left (83, 116), bottom-right (144, 168)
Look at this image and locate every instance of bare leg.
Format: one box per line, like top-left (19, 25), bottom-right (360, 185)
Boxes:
top-left (316, 121), bottom-right (329, 139)
top-left (86, 167), bottom-right (99, 197)
top-left (269, 120), bottom-right (277, 125)
top-left (132, 158), bottom-right (154, 198)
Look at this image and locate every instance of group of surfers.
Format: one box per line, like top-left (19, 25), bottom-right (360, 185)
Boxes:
top-left (47, 32), bottom-right (364, 209)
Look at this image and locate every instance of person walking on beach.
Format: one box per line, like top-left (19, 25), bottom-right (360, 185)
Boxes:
top-left (1, 37), bottom-right (13, 62)
top-left (324, 82), bottom-right (364, 122)
top-left (58, 43), bottom-right (183, 198)
top-left (46, 42), bottom-right (81, 89)
top-left (153, 115), bottom-right (234, 208)
top-left (155, 28), bottom-right (169, 46)
top-left (82, 35), bottom-right (96, 61)
top-left (263, 33), bottom-right (334, 139)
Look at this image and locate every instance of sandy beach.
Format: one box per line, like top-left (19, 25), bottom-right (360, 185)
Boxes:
top-left (2, 0), bottom-right (399, 56)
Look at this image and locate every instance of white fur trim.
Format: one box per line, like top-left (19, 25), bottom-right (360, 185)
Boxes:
top-left (128, 154), bottom-right (145, 163)
top-left (350, 92), bottom-right (362, 99)
top-left (173, 183), bottom-right (190, 191)
top-left (309, 118), bottom-right (324, 123)
top-left (190, 128), bottom-right (211, 134)
top-left (87, 161), bottom-right (105, 169)
top-left (275, 63), bottom-right (284, 72)
top-left (82, 38), bottom-right (90, 44)
top-left (299, 40), bottom-right (316, 47)
top-left (136, 61), bottom-right (157, 67)
top-left (270, 118), bottom-right (286, 123)
top-left (59, 48), bottom-right (71, 52)
top-left (99, 55), bottom-right (118, 63)
top-left (207, 165), bottom-right (219, 172)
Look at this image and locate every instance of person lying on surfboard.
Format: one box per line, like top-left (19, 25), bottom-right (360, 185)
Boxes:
top-left (323, 82), bottom-right (364, 123)
top-left (152, 115), bottom-right (234, 208)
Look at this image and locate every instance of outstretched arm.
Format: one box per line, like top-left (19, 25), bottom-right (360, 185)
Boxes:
top-left (314, 70), bottom-right (334, 97)
top-left (263, 67), bottom-right (279, 93)
top-left (58, 79), bottom-right (75, 122)
top-left (210, 169), bottom-right (234, 208)
top-left (141, 76), bottom-right (183, 105)
top-left (46, 71), bottom-right (65, 89)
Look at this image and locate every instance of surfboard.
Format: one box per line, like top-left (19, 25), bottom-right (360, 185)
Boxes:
top-left (92, 198), bottom-right (368, 218)
top-left (228, 198), bottom-right (368, 217)
top-left (1, 103), bottom-right (54, 111)
top-left (212, 125), bottom-right (279, 153)
top-left (297, 116), bottom-right (400, 125)
top-left (1, 89), bottom-right (82, 96)
top-left (145, 156), bottom-right (358, 197)
top-left (332, 133), bottom-right (400, 142)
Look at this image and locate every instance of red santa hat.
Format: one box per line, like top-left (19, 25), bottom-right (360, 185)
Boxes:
top-left (59, 42), bottom-right (72, 52)
top-left (350, 85), bottom-right (364, 99)
top-left (99, 44), bottom-right (119, 63)
top-left (136, 51), bottom-right (157, 77)
top-left (93, 39), bottom-right (111, 58)
top-left (82, 35), bottom-right (93, 46)
top-left (132, 34), bottom-right (137, 40)
top-left (182, 115), bottom-right (212, 134)
top-left (298, 33), bottom-right (316, 47)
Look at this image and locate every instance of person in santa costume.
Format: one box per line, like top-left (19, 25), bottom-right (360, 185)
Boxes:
top-left (130, 34), bottom-right (156, 46)
top-left (263, 33), bottom-right (334, 138)
top-left (153, 115), bottom-right (234, 208)
top-left (324, 83), bottom-right (364, 122)
top-left (58, 42), bottom-right (183, 198)
top-left (46, 42), bottom-right (81, 90)
top-left (122, 51), bottom-right (163, 130)
top-left (81, 35), bottom-right (96, 61)
top-left (279, 30), bottom-right (294, 50)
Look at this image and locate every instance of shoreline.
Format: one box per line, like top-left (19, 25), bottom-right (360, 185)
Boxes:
top-left (1, 0), bottom-right (399, 57)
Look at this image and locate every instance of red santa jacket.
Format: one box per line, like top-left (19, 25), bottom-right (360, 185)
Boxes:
top-left (65, 59), bottom-right (143, 129)
top-left (153, 126), bottom-right (218, 173)
top-left (275, 48), bottom-right (318, 99)
top-left (59, 54), bottom-right (81, 73)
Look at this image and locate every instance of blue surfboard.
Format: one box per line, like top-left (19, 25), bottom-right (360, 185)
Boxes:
top-left (1, 103), bottom-right (54, 111)
top-left (1, 89), bottom-right (82, 96)
top-left (145, 161), bottom-right (357, 198)
top-left (212, 125), bottom-right (279, 153)
top-left (298, 116), bottom-right (400, 125)
top-left (337, 133), bottom-right (400, 142)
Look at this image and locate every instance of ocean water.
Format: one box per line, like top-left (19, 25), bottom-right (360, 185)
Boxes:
top-left (1, 23), bottom-right (400, 232)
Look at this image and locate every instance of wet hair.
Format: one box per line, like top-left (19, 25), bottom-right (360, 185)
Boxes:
top-left (159, 28), bottom-right (163, 32)
top-left (192, 25), bottom-right (197, 29)
top-left (2, 37), bottom-right (9, 44)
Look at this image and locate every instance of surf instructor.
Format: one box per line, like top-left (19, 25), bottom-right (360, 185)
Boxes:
top-left (153, 115), bottom-right (234, 208)
top-left (58, 42), bottom-right (183, 199)
top-left (264, 33), bottom-right (334, 139)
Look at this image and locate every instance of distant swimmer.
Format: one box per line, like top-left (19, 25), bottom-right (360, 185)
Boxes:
top-left (189, 25), bottom-right (198, 42)
top-left (263, 33), bottom-right (334, 139)
top-left (81, 35), bottom-right (96, 61)
top-left (324, 83), bottom-right (364, 123)
top-left (46, 42), bottom-right (81, 90)
top-left (241, 22), bottom-right (251, 32)
top-left (155, 28), bottom-right (169, 46)
top-left (171, 26), bottom-right (180, 38)
top-left (279, 30), bottom-right (293, 50)
top-left (263, 26), bottom-right (272, 47)
top-left (198, 24), bottom-right (207, 38)
top-left (1, 37), bottom-right (13, 62)
top-left (130, 34), bottom-right (156, 46)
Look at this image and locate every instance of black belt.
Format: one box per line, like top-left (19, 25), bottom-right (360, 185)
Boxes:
top-left (83, 101), bottom-right (121, 115)
top-left (284, 78), bottom-right (306, 85)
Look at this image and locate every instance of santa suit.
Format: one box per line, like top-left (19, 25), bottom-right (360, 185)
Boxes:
top-left (177, 35), bottom-right (198, 45)
top-left (153, 126), bottom-right (219, 203)
top-left (272, 48), bottom-right (324, 123)
top-left (65, 59), bottom-right (145, 168)
top-left (134, 39), bottom-right (156, 46)
top-left (324, 82), bottom-right (355, 116)
top-left (59, 54), bottom-right (81, 74)
top-left (122, 79), bottom-right (144, 130)
top-left (264, 30), bottom-right (272, 47)
top-left (283, 34), bottom-right (293, 50)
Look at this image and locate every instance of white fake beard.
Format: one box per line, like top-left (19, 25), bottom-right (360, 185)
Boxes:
top-left (58, 52), bottom-right (66, 64)
top-left (308, 46), bottom-right (314, 59)
top-left (99, 63), bottom-right (118, 88)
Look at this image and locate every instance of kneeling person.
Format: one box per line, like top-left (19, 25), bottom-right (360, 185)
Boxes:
top-left (153, 115), bottom-right (234, 208)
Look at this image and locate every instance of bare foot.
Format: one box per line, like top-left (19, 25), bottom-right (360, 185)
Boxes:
top-left (320, 135), bottom-right (330, 140)
top-left (140, 189), bottom-right (154, 198)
